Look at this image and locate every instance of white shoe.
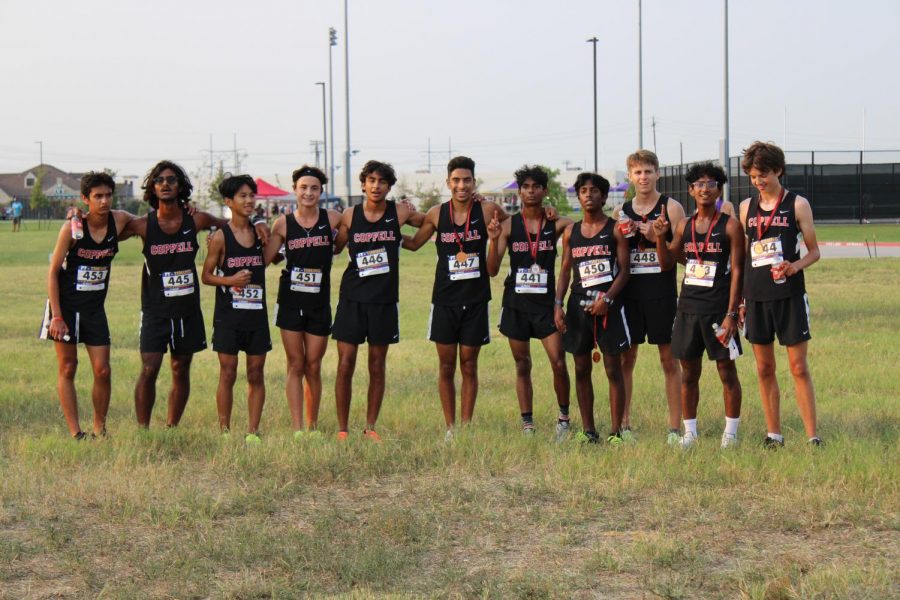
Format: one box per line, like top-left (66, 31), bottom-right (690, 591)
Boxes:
top-left (444, 429), bottom-right (454, 443)
top-left (720, 432), bottom-right (739, 449)
top-left (680, 431), bottom-right (698, 449)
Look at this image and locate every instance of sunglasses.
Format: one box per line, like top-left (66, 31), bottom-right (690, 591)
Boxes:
top-left (152, 175), bottom-right (178, 185)
top-left (691, 180), bottom-right (719, 190)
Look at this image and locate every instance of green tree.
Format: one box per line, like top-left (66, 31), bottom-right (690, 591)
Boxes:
top-left (536, 165), bottom-right (572, 216)
top-left (208, 161), bottom-right (226, 206)
top-left (29, 168), bottom-right (50, 226)
top-left (396, 178), bottom-right (443, 212)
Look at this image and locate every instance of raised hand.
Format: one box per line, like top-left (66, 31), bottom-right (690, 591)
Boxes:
top-left (651, 213), bottom-right (669, 238)
top-left (487, 208), bottom-right (501, 240)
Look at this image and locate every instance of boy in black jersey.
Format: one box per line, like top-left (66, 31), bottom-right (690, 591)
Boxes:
top-left (42, 172), bottom-right (137, 439)
top-left (613, 150), bottom-right (685, 444)
top-left (555, 173), bottom-right (631, 444)
top-left (264, 165), bottom-right (344, 439)
top-left (331, 161), bottom-right (423, 441)
top-left (654, 163), bottom-right (746, 449)
top-left (201, 175), bottom-right (271, 442)
top-left (738, 142), bottom-right (823, 447)
top-left (486, 165), bottom-right (573, 438)
top-left (403, 157), bottom-right (511, 437)
top-left (130, 161), bottom-right (269, 429)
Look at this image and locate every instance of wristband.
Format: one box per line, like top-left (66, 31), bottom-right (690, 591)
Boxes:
top-left (251, 216), bottom-right (266, 226)
top-left (51, 317), bottom-right (64, 323)
top-left (554, 298), bottom-right (564, 307)
top-left (602, 295), bottom-right (613, 305)
top-left (726, 311), bottom-right (738, 320)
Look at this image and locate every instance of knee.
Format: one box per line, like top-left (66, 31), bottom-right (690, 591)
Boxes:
top-left (58, 358), bottom-right (78, 380)
top-left (171, 360), bottom-right (191, 382)
top-left (550, 356), bottom-right (568, 378)
top-left (286, 357), bottom-right (305, 377)
top-left (682, 365), bottom-right (702, 386)
top-left (220, 364), bottom-right (238, 386)
top-left (513, 356), bottom-right (532, 377)
top-left (660, 356), bottom-right (680, 376)
top-left (140, 360), bottom-right (161, 379)
top-left (336, 355), bottom-right (356, 377)
top-left (93, 362), bottom-right (111, 383)
top-left (246, 365), bottom-right (264, 386)
top-left (304, 359), bottom-right (321, 379)
top-left (438, 361), bottom-right (456, 380)
top-left (716, 362), bottom-right (738, 386)
top-left (755, 359), bottom-right (777, 379)
top-left (603, 361), bottom-right (623, 382)
top-left (574, 362), bottom-right (592, 380)
top-left (459, 357), bottom-right (478, 378)
top-left (788, 357), bottom-right (810, 379)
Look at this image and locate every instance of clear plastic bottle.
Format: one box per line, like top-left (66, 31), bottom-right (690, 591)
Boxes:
top-left (617, 211), bottom-right (634, 238)
top-left (70, 214), bottom-right (84, 240)
top-left (712, 322), bottom-right (740, 360)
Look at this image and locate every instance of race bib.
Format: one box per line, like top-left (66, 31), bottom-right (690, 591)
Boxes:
top-left (161, 270), bottom-right (195, 297)
top-left (630, 249), bottom-right (661, 274)
top-left (448, 254), bottom-right (480, 281)
top-left (684, 259), bottom-right (717, 287)
top-left (231, 284), bottom-right (264, 310)
top-left (290, 267), bottom-right (323, 293)
top-left (578, 258), bottom-right (612, 287)
top-left (75, 265), bottom-right (109, 291)
top-left (514, 268), bottom-right (548, 294)
top-left (750, 236), bottom-right (783, 268)
top-left (356, 248), bottom-right (389, 277)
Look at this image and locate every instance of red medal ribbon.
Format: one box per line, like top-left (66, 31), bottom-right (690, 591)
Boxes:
top-left (756, 187), bottom-right (786, 240)
top-left (690, 210), bottom-right (720, 263)
top-left (452, 201), bottom-right (474, 255)
top-left (523, 215), bottom-right (544, 265)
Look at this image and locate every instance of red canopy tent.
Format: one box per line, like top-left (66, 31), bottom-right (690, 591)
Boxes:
top-left (254, 178), bottom-right (293, 217)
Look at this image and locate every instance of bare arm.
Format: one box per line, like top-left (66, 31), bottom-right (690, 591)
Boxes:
top-left (720, 217), bottom-right (745, 344)
top-left (553, 224), bottom-right (574, 333)
top-left (486, 210), bottom-right (508, 277)
top-left (332, 207), bottom-right (352, 254)
top-left (263, 216), bottom-right (287, 265)
top-left (46, 222), bottom-right (74, 340)
top-left (397, 202), bottom-right (425, 228)
top-left (403, 205), bottom-right (439, 251)
top-left (111, 210), bottom-right (138, 241)
top-left (655, 215), bottom-right (684, 271)
top-left (587, 227), bottom-right (630, 316)
top-left (200, 230), bottom-right (252, 288)
top-left (785, 196), bottom-right (820, 275)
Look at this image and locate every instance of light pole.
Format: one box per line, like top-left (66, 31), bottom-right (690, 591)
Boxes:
top-left (723, 0), bottom-right (730, 203)
top-left (638, 0), bottom-right (643, 149)
top-left (315, 82), bottom-right (327, 183)
top-left (35, 140), bottom-right (43, 167)
top-left (329, 27), bottom-right (337, 193)
top-left (343, 0), bottom-right (352, 205)
top-left (587, 37), bottom-right (599, 172)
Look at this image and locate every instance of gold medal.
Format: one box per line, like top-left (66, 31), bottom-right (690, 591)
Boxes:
top-left (456, 251), bottom-right (468, 263)
top-left (592, 350), bottom-right (601, 363)
top-left (753, 241), bottom-right (765, 255)
top-left (531, 263), bottom-right (541, 274)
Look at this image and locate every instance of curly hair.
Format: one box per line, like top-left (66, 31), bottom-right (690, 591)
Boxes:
top-left (359, 160), bottom-right (397, 188)
top-left (80, 171), bottom-right (116, 198)
top-left (685, 162), bottom-right (727, 187)
top-left (573, 172), bottom-right (610, 196)
top-left (513, 165), bottom-right (548, 188)
top-left (142, 160), bottom-right (193, 208)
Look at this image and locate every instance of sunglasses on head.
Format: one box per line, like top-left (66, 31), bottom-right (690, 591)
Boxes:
top-left (152, 175), bottom-right (178, 185)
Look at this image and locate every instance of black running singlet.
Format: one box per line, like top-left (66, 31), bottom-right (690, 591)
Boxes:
top-left (744, 190), bottom-right (806, 301)
top-left (678, 213), bottom-right (732, 314)
top-left (214, 224), bottom-right (268, 330)
top-left (340, 201), bottom-right (401, 303)
top-left (502, 212), bottom-right (557, 313)
top-left (569, 218), bottom-right (618, 297)
top-left (141, 210), bottom-right (201, 318)
top-left (58, 212), bottom-right (118, 311)
top-left (621, 195), bottom-right (677, 300)
top-left (277, 209), bottom-right (334, 309)
top-left (432, 201), bottom-right (490, 306)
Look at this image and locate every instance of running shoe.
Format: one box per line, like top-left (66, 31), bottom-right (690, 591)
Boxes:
top-left (305, 430), bottom-right (323, 441)
top-left (680, 431), bottom-right (698, 449)
top-left (245, 433), bottom-right (262, 445)
top-left (575, 430), bottom-right (601, 444)
top-left (73, 431), bottom-right (87, 441)
top-left (363, 429), bottom-right (382, 443)
top-left (720, 432), bottom-right (739, 449)
top-left (620, 428), bottom-right (636, 443)
top-left (336, 431), bottom-right (349, 441)
top-left (522, 423), bottom-right (536, 436)
top-left (666, 429), bottom-right (681, 446)
top-left (607, 433), bottom-right (624, 446)
top-left (554, 419), bottom-right (571, 443)
top-left (807, 437), bottom-right (825, 447)
top-left (763, 436), bottom-right (785, 450)
top-left (444, 429), bottom-right (454, 443)
top-left (293, 430), bottom-right (305, 441)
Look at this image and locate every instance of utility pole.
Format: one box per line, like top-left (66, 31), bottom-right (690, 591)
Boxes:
top-left (316, 81), bottom-right (328, 180)
top-left (343, 0), bottom-right (352, 204)
top-left (723, 0), bottom-right (731, 202)
top-left (329, 27), bottom-right (338, 193)
top-left (233, 132), bottom-right (239, 173)
top-left (587, 36), bottom-right (599, 172)
top-left (310, 140), bottom-right (323, 167)
top-left (651, 116), bottom-right (657, 155)
top-left (34, 140), bottom-right (43, 166)
top-left (638, 0), bottom-right (643, 149)
top-left (209, 134), bottom-right (214, 178)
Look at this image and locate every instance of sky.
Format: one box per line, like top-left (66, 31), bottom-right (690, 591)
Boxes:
top-left (2, 0), bottom-right (899, 195)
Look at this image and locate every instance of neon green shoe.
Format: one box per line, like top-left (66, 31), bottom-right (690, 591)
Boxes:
top-left (293, 430), bottom-right (305, 441)
top-left (666, 430), bottom-right (681, 446)
top-left (607, 434), bottom-right (624, 446)
top-left (620, 428), bottom-right (636, 443)
top-left (575, 430), bottom-right (601, 444)
top-left (245, 433), bottom-right (262, 445)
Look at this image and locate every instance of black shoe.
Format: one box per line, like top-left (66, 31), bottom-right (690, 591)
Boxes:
top-left (73, 431), bottom-right (87, 441)
top-left (763, 436), bottom-right (784, 450)
top-left (575, 430), bottom-right (601, 444)
top-left (808, 437), bottom-right (825, 447)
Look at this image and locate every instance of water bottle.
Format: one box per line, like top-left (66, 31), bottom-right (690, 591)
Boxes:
top-left (617, 211), bottom-right (634, 238)
top-left (712, 322), bottom-right (740, 360)
top-left (70, 214), bottom-right (84, 240)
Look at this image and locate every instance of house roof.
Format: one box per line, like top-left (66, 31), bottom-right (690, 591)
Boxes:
top-left (0, 164), bottom-right (84, 200)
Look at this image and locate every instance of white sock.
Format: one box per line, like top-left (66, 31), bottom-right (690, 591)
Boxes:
top-left (724, 417), bottom-right (740, 436)
top-left (683, 419), bottom-right (698, 436)
top-left (767, 432), bottom-right (784, 442)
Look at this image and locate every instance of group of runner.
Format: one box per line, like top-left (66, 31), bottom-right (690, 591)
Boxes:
top-left (42, 141), bottom-right (823, 448)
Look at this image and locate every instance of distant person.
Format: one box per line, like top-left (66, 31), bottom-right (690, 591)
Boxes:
top-left (40, 172), bottom-right (136, 439)
top-left (201, 175), bottom-right (271, 442)
top-left (555, 173), bottom-right (631, 444)
top-left (486, 165), bottom-right (573, 438)
top-left (11, 198), bottom-right (23, 232)
top-left (654, 163), bottom-right (746, 448)
top-left (738, 141), bottom-right (823, 448)
top-left (264, 165), bottom-right (344, 438)
top-left (613, 150), bottom-right (686, 444)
